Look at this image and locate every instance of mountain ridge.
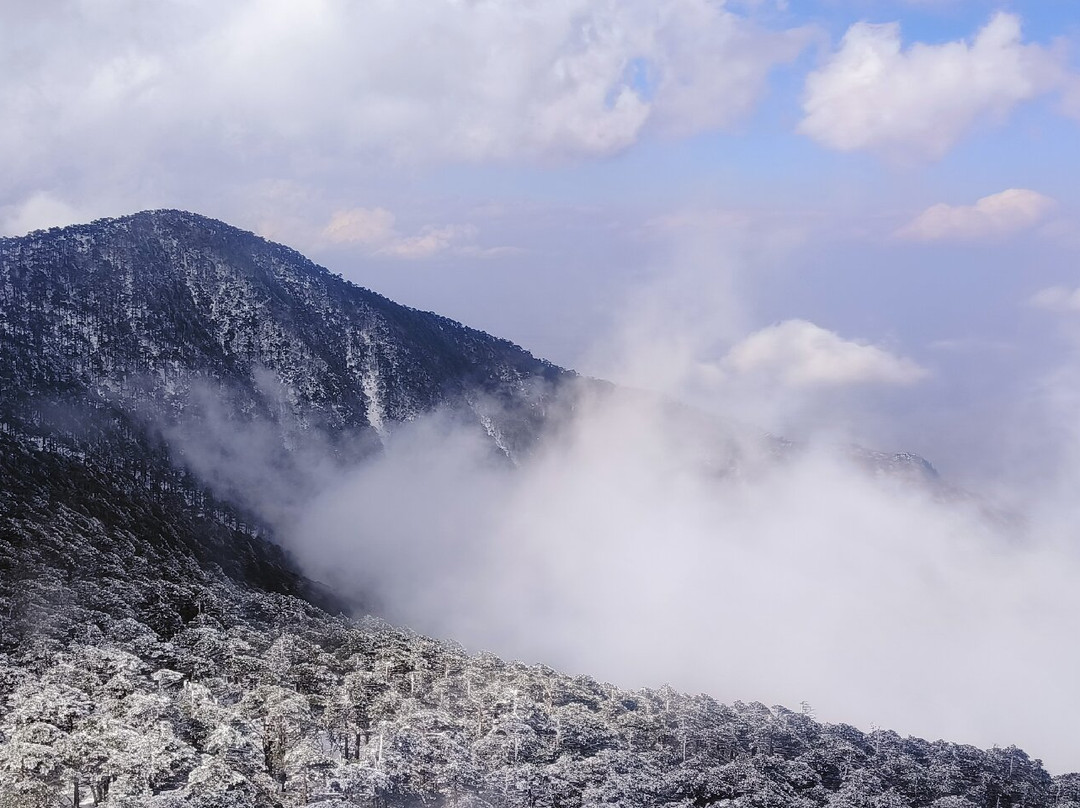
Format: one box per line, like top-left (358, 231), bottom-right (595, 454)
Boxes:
top-left (0, 208), bottom-right (566, 434)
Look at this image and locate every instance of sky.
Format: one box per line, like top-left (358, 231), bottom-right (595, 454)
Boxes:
top-left (7, 0), bottom-right (1080, 771)
top-left (5, 0), bottom-right (1080, 482)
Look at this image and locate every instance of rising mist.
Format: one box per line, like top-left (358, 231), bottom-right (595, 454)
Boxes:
top-left (160, 250), bottom-right (1080, 775)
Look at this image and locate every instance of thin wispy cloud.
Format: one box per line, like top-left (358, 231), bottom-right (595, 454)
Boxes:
top-left (319, 208), bottom-right (501, 260)
top-left (376, 224), bottom-right (480, 260)
top-left (1029, 286), bottom-right (1080, 313)
top-left (321, 208), bottom-right (397, 247)
top-left (1063, 74), bottom-right (1080, 121)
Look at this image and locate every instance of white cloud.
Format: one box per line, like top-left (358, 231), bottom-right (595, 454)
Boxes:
top-left (799, 13), bottom-right (1066, 160)
top-left (723, 319), bottom-right (928, 387)
top-left (0, 192), bottom-right (86, 236)
top-left (321, 208), bottom-right (397, 246)
top-left (377, 224), bottom-right (479, 260)
top-left (0, 0), bottom-right (814, 242)
top-left (318, 208), bottom-right (490, 259)
top-left (0, 0), bottom-right (810, 187)
top-left (1029, 286), bottom-right (1080, 313)
top-left (895, 188), bottom-right (1056, 242)
top-left (272, 364), bottom-right (1080, 774)
top-left (645, 3), bottom-right (810, 138)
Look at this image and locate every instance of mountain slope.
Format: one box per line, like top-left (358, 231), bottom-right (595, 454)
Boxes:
top-left (0, 210), bottom-right (570, 603)
top-left (0, 209), bottom-right (565, 446)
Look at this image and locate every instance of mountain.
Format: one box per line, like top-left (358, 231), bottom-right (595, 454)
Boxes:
top-left (0, 209), bottom-right (566, 450)
top-left (0, 211), bottom-right (1072, 807)
top-left (0, 210), bottom-right (570, 600)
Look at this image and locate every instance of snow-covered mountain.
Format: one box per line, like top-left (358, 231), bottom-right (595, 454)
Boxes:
top-left (0, 211), bottom-right (1071, 807)
top-left (0, 209), bottom-right (566, 449)
top-left (0, 210), bottom-right (572, 599)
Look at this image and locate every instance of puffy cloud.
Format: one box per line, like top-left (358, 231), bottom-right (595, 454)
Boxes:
top-left (724, 319), bottom-right (927, 387)
top-left (895, 189), bottom-right (1056, 242)
top-left (1029, 286), bottom-right (1080, 313)
top-left (799, 13), bottom-right (1065, 160)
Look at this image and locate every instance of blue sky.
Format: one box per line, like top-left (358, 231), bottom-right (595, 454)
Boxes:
top-left (3, 0), bottom-right (1080, 480)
